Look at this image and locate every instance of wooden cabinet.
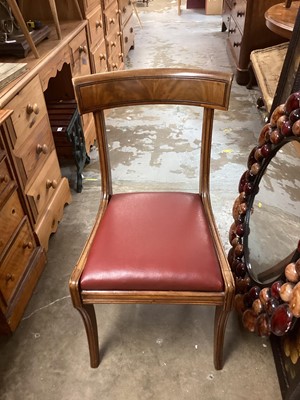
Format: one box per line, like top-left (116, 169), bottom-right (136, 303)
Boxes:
top-left (0, 110), bottom-right (46, 335)
top-left (222, 0), bottom-right (286, 85)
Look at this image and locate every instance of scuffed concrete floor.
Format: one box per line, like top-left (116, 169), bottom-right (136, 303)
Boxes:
top-left (0, 1), bottom-right (288, 399)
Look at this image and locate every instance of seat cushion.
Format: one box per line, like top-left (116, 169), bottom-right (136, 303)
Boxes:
top-left (80, 192), bottom-right (224, 292)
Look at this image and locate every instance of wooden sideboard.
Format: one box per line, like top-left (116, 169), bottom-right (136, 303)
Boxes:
top-left (222, 0), bottom-right (286, 85)
top-left (0, 0), bottom-right (134, 334)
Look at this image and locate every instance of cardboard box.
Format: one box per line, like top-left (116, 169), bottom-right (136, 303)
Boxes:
top-left (205, 0), bottom-right (223, 15)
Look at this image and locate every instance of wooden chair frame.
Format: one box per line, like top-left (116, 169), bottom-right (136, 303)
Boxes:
top-left (69, 68), bottom-right (235, 370)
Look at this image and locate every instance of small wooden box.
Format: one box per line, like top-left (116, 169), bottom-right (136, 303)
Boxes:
top-left (205, 0), bottom-right (223, 15)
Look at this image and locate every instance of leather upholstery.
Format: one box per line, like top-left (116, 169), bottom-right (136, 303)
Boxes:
top-left (80, 192), bottom-right (224, 292)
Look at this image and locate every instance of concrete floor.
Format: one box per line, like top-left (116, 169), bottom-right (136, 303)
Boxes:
top-left (0, 2), bottom-right (285, 399)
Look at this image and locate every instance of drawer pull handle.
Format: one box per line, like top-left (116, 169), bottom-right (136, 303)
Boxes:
top-left (23, 241), bottom-right (33, 250)
top-left (229, 28), bottom-right (236, 34)
top-left (109, 18), bottom-right (115, 24)
top-left (122, 6), bottom-right (126, 13)
top-left (46, 179), bottom-right (58, 189)
top-left (36, 144), bottom-right (49, 155)
top-left (233, 42), bottom-right (241, 47)
top-left (116, 9), bottom-right (121, 14)
top-left (117, 31), bottom-right (122, 37)
top-left (0, 174), bottom-right (9, 183)
top-left (112, 63), bottom-right (118, 70)
top-left (237, 11), bottom-right (245, 17)
top-left (130, 27), bottom-right (133, 33)
top-left (118, 53), bottom-right (124, 60)
top-left (99, 53), bottom-right (106, 60)
top-left (111, 41), bottom-right (117, 48)
top-left (27, 103), bottom-right (39, 115)
top-left (5, 273), bottom-right (15, 282)
top-left (95, 20), bottom-right (102, 28)
top-left (79, 45), bottom-right (87, 54)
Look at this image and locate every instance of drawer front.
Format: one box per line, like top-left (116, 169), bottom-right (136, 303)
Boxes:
top-left (106, 29), bottom-right (122, 59)
top-left (83, 0), bottom-right (100, 14)
top-left (0, 156), bottom-right (14, 201)
top-left (87, 5), bottom-right (104, 50)
top-left (0, 217), bottom-right (36, 307)
top-left (6, 75), bottom-right (48, 149)
top-left (123, 19), bottom-right (134, 57)
top-left (231, 0), bottom-right (246, 33)
top-left (26, 150), bottom-right (62, 223)
top-left (7, 76), bottom-right (47, 147)
top-left (0, 190), bottom-right (25, 255)
top-left (69, 29), bottom-right (91, 77)
top-left (91, 40), bottom-right (108, 73)
top-left (228, 21), bottom-right (242, 63)
top-left (119, 0), bottom-right (133, 26)
top-left (13, 116), bottom-right (55, 189)
top-left (104, 2), bottom-right (120, 37)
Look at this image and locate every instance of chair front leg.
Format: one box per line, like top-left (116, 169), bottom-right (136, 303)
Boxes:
top-left (213, 305), bottom-right (231, 370)
top-left (77, 304), bottom-right (100, 368)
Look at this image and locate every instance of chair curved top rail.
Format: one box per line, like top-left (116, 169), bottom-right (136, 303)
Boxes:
top-left (72, 68), bottom-right (233, 114)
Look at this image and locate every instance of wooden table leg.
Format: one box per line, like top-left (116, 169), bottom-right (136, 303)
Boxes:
top-left (48, 0), bottom-right (62, 40)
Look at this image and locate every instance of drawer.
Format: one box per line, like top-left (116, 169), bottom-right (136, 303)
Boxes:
top-left (26, 150), bottom-right (62, 223)
top-left (123, 19), bottom-right (134, 57)
top-left (90, 39), bottom-right (108, 73)
top-left (103, 2), bottom-right (120, 37)
top-left (228, 21), bottom-right (242, 64)
top-left (6, 75), bottom-right (48, 149)
top-left (0, 217), bottom-right (36, 307)
top-left (87, 5), bottom-right (104, 50)
top-left (103, 0), bottom-right (116, 10)
top-left (69, 29), bottom-right (91, 77)
top-left (0, 155), bottom-right (14, 202)
top-left (231, 0), bottom-right (246, 33)
top-left (82, 0), bottom-right (99, 14)
top-left (106, 29), bottom-right (122, 59)
top-left (13, 115), bottom-right (55, 189)
top-left (119, 0), bottom-right (133, 26)
top-left (0, 190), bottom-right (25, 256)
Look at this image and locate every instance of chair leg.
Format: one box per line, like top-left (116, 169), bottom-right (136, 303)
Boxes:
top-left (214, 305), bottom-right (230, 370)
top-left (77, 304), bottom-right (100, 368)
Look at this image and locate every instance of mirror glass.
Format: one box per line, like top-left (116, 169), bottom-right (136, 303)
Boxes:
top-left (246, 140), bottom-right (300, 284)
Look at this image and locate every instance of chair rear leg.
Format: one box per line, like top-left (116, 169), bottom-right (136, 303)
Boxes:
top-left (214, 305), bottom-right (230, 370)
top-left (77, 304), bottom-right (100, 368)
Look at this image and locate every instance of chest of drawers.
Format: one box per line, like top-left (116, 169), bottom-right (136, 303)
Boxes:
top-left (0, 110), bottom-right (46, 335)
top-left (222, 0), bottom-right (286, 85)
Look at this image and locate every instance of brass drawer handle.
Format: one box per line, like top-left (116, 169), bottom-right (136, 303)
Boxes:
top-left (237, 11), bottom-right (245, 17)
top-left (5, 273), bottom-right (15, 282)
top-left (117, 31), bottom-right (122, 37)
top-left (23, 241), bottom-right (33, 249)
top-left (36, 143), bottom-right (49, 155)
top-left (109, 18), bottom-right (115, 24)
top-left (26, 103), bottom-right (39, 115)
top-left (0, 174), bottom-right (9, 183)
top-left (99, 53), bottom-right (106, 60)
top-left (229, 28), bottom-right (236, 34)
top-left (118, 53), bottom-right (124, 60)
top-left (95, 20), bottom-right (102, 28)
top-left (116, 8), bottom-right (121, 14)
top-left (122, 6), bottom-right (126, 13)
top-left (233, 42), bottom-right (241, 47)
top-left (112, 63), bottom-right (118, 70)
top-left (46, 179), bottom-right (58, 189)
top-left (111, 41), bottom-right (117, 48)
top-left (79, 45), bottom-right (88, 54)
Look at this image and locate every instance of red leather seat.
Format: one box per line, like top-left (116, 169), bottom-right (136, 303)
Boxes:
top-left (81, 192), bottom-right (224, 292)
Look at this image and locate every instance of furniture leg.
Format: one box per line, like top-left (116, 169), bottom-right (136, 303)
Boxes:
top-left (48, 0), bottom-right (62, 39)
top-left (77, 304), bottom-right (100, 368)
top-left (214, 305), bottom-right (230, 370)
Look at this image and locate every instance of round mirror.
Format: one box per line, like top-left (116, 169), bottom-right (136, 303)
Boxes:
top-left (245, 140), bottom-right (300, 285)
top-left (228, 92), bottom-right (300, 338)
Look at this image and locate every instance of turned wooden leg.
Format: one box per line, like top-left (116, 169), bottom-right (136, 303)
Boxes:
top-left (214, 305), bottom-right (230, 370)
top-left (77, 304), bottom-right (100, 368)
